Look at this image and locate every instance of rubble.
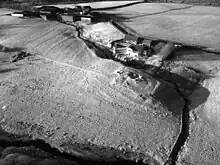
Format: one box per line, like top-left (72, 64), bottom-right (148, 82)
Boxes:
top-left (110, 34), bottom-right (178, 67)
top-left (10, 51), bottom-right (33, 63)
top-left (63, 7), bottom-right (84, 16)
top-left (74, 6), bottom-right (91, 15)
top-left (112, 67), bottom-right (184, 113)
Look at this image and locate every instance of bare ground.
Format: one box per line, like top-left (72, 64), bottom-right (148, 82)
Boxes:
top-left (1, 2), bottom-right (220, 165)
top-left (0, 13), bottom-right (185, 165)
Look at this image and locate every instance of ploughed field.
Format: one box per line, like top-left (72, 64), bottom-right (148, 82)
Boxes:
top-left (1, 2), bottom-right (220, 165)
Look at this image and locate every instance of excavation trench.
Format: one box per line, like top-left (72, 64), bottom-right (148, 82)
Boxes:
top-left (75, 20), bottom-right (197, 165)
top-left (162, 84), bottom-right (190, 165)
top-left (0, 133), bottom-right (145, 165)
top-left (74, 21), bottom-right (192, 165)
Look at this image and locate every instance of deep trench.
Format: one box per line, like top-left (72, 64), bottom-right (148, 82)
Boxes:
top-left (163, 84), bottom-right (190, 165)
top-left (0, 17), bottom-right (192, 165)
top-left (0, 135), bottom-right (145, 165)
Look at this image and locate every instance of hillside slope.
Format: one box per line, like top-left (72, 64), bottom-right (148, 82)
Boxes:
top-left (0, 14), bottom-right (185, 164)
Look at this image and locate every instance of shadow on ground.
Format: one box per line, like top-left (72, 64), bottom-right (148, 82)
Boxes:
top-left (0, 126), bottom-right (156, 165)
top-left (0, 44), bottom-right (25, 73)
top-left (91, 11), bottom-right (129, 23)
top-left (0, 44), bottom-right (24, 53)
top-left (0, 68), bottom-right (19, 73)
top-left (156, 68), bottom-right (210, 110)
top-left (172, 46), bottom-right (220, 61)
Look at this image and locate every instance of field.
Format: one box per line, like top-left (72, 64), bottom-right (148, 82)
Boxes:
top-left (1, 1), bottom-right (220, 165)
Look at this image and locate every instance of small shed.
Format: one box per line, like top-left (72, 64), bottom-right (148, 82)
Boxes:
top-left (11, 12), bottom-right (24, 17)
top-left (73, 15), bottom-right (93, 23)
